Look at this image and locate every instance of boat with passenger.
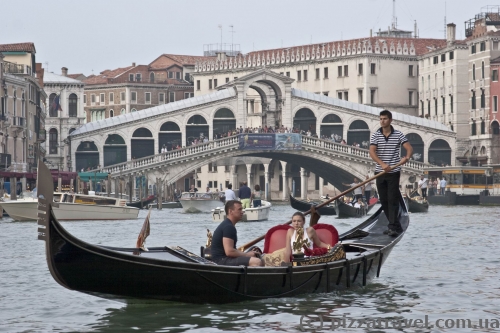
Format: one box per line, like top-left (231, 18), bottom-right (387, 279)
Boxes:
top-left (211, 200), bottom-right (272, 222)
top-left (179, 192), bottom-right (222, 213)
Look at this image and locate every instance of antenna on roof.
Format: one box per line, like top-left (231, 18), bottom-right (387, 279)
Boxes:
top-left (44, 61), bottom-right (49, 72)
top-left (229, 25), bottom-right (235, 55)
top-left (218, 24), bottom-right (222, 51)
top-left (444, 1), bottom-right (447, 39)
top-left (392, 0), bottom-right (397, 30)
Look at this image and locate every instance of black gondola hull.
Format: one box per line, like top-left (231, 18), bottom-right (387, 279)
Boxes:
top-left (126, 195), bottom-right (157, 209)
top-left (407, 197), bottom-right (429, 212)
top-left (336, 199), bottom-right (377, 218)
top-left (289, 195), bottom-right (336, 215)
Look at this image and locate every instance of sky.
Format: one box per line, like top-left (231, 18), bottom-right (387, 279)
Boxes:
top-left (0, 0), bottom-right (495, 76)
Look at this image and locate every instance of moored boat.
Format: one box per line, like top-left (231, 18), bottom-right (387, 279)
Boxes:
top-left (211, 200), bottom-right (272, 222)
top-left (148, 201), bottom-right (182, 209)
top-left (126, 195), bottom-right (157, 209)
top-left (179, 192), bottom-right (222, 213)
top-left (289, 195), bottom-right (336, 215)
top-left (336, 197), bottom-right (378, 218)
top-left (36, 159), bottom-right (409, 304)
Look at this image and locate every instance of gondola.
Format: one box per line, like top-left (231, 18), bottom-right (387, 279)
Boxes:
top-left (405, 191), bottom-right (429, 213)
top-left (126, 195), bottom-right (157, 209)
top-left (37, 160), bottom-right (409, 304)
top-left (336, 197), bottom-right (378, 218)
top-left (289, 195), bottom-right (336, 215)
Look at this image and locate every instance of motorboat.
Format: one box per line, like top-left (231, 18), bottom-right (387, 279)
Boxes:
top-left (211, 200), bottom-right (272, 222)
top-left (179, 192), bottom-right (223, 213)
top-left (1, 192), bottom-right (63, 221)
top-left (2, 192), bottom-right (139, 221)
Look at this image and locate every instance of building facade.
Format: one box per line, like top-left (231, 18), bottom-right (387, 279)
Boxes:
top-left (0, 42), bottom-right (46, 173)
top-left (192, 36), bottom-right (447, 120)
top-left (43, 67), bottom-right (85, 171)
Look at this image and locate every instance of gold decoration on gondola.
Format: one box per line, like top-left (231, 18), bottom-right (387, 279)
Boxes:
top-left (206, 229), bottom-right (213, 247)
top-left (292, 227), bottom-right (310, 254)
top-left (294, 243), bottom-right (346, 266)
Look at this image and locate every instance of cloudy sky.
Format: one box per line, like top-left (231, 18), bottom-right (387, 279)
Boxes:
top-left (1, 0), bottom-right (494, 75)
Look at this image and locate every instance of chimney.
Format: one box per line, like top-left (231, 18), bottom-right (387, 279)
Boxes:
top-left (61, 67), bottom-right (68, 76)
top-left (414, 20), bottom-right (417, 38)
top-left (447, 23), bottom-right (456, 45)
top-left (132, 62), bottom-right (136, 67)
top-left (370, 29), bottom-right (372, 37)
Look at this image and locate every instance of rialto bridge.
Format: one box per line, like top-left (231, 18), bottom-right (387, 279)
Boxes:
top-left (69, 69), bottom-right (456, 198)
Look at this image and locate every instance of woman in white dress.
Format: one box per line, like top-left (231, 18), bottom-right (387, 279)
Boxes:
top-left (283, 212), bottom-right (330, 263)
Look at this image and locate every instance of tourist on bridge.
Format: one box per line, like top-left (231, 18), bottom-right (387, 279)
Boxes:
top-left (239, 181), bottom-right (252, 209)
top-left (369, 110), bottom-right (413, 237)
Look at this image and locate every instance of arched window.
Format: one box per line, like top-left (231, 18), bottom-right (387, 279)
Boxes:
top-left (150, 72), bottom-right (155, 83)
top-left (481, 61), bottom-right (485, 79)
top-left (49, 129), bottom-right (58, 154)
top-left (472, 64), bottom-right (476, 80)
top-left (293, 108), bottom-right (317, 134)
top-left (481, 120), bottom-right (485, 134)
top-left (213, 108), bottom-right (236, 138)
top-left (121, 108), bottom-right (126, 115)
top-left (428, 139), bottom-right (451, 166)
top-left (492, 121), bottom-right (500, 135)
top-left (49, 93), bottom-right (57, 117)
top-left (131, 108), bottom-right (137, 112)
top-left (109, 109), bottom-right (114, 118)
top-left (347, 120), bottom-right (370, 146)
top-left (69, 93), bottom-right (77, 117)
top-left (69, 128), bottom-right (76, 135)
top-left (159, 122), bottom-right (182, 150)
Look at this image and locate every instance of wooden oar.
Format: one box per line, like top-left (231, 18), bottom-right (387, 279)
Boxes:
top-left (238, 160), bottom-right (407, 251)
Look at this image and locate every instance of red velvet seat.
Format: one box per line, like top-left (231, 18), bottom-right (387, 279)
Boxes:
top-left (312, 223), bottom-right (339, 248)
top-left (369, 197), bottom-right (378, 205)
top-left (263, 224), bottom-right (292, 254)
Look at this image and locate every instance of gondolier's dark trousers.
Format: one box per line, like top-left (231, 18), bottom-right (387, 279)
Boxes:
top-left (375, 171), bottom-right (402, 232)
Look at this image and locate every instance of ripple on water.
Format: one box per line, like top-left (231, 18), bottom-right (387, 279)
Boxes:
top-left (1, 204), bottom-right (500, 332)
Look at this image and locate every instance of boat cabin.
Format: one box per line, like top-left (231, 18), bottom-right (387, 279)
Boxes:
top-left (180, 192), bottom-right (221, 200)
top-left (60, 193), bottom-right (127, 206)
top-left (424, 166), bottom-right (500, 195)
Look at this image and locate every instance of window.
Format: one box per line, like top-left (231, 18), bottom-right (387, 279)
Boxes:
top-left (214, 79), bottom-right (218, 88)
top-left (323, 92), bottom-right (329, 96)
top-left (481, 62), bottom-right (485, 79)
top-left (471, 44), bottom-right (476, 54)
top-left (471, 121), bottom-right (477, 135)
top-left (472, 64), bottom-right (476, 80)
top-left (449, 51), bottom-right (454, 60)
top-left (481, 120), bottom-right (485, 134)
top-left (493, 121), bottom-right (500, 134)
top-left (150, 72), bottom-right (155, 83)
top-left (435, 98), bottom-right (438, 115)
top-left (441, 54), bottom-right (446, 62)
top-left (370, 89), bottom-right (376, 104)
top-left (169, 92), bottom-right (175, 102)
top-left (315, 68), bottom-right (320, 80)
top-left (409, 91), bottom-right (414, 106)
top-left (184, 92), bottom-right (190, 99)
top-left (494, 96), bottom-right (498, 112)
top-left (450, 95), bottom-right (454, 113)
top-left (343, 91), bottom-right (348, 101)
top-left (109, 92), bottom-right (114, 104)
top-left (324, 67), bottom-right (328, 79)
top-left (176, 72), bottom-right (181, 79)
top-left (297, 70), bottom-right (302, 81)
top-left (358, 90), bottom-right (363, 103)
top-left (493, 70), bottom-right (499, 81)
top-left (480, 89), bottom-right (485, 108)
top-left (69, 93), bottom-right (77, 117)
top-left (480, 41), bottom-right (486, 52)
top-left (91, 94), bottom-right (95, 106)
top-left (145, 92), bottom-right (151, 104)
top-left (370, 63), bottom-right (376, 75)
top-left (49, 129), bottom-right (58, 154)
top-left (131, 92), bottom-right (137, 103)
top-left (159, 93), bottom-right (165, 104)
top-left (100, 93), bottom-right (105, 105)
top-left (344, 65), bottom-right (348, 77)
top-left (109, 110), bottom-right (114, 117)
top-left (427, 100), bottom-right (430, 116)
top-left (471, 91), bottom-right (476, 109)
top-left (209, 79), bottom-right (212, 89)
top-left (129, 74), bottom-right (134, 81)
top-left (234, 77), bottom-right (238, 80)
top-left (303, 69), bottom-right (308, 81)
top-left (286, 72), bottom-right (290, 77)
top-left (120, 92), bottom-right (125, 103)
top-left (420, 101), bottom-right (424, 116)
top-left (136, 74), bottom-right (141, 82)
top-left (433, 56), bottom-right (439, 64)
top-left (358, 63), bottom-right (363, 75)
top-left (409, 65), bottom-right (414, 76)
top-left (337, 92), bottom-right (342, 99)
top-left (226, 77), bottom-right (229, 83)
top-left (338, 66), bottom-right (342, 77)
top-left (442, 96), bottom-right (445, 114)
top-left (196, 80), bottom-right (200, 90)
top-left (168, 72), bottom-right (174, 79)
top-left (83, 94), bottom-right (87, 105)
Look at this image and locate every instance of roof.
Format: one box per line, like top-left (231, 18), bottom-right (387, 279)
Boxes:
top-left (0, 42), bottom-right (36, 53)
top-left (43, 72), bottom-right (84, 84)
top-left (83, 66), bottom-right (134, 85)
top-left (150, 54), bottom-right (215, 69)
top-left (67, 74), bottom-right (85, 79)
top-left (491, 56), bottom-right (500, 64)
top-left (291, 88), bottom-right (453, 132)
top-left (70, 88), bottom-right (237, 136)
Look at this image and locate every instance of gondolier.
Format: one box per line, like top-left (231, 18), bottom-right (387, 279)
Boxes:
top-left (369, 110), bottom-right (413, 237)
top-left (418, 176), bottom-right (428, 199)
top-left (342, 178), bottom-right (363, 201)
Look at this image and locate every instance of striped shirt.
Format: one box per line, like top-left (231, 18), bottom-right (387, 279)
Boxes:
top-left (370, 126), bottom-right (408, 173)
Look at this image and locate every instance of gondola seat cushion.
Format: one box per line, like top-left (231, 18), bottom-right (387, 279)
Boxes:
top-left (312, 224), bottom-right (339, 248)
top-left (263, 224), bottom-right (293, 254)
top-left (369, 197), bottom-right (378, 205)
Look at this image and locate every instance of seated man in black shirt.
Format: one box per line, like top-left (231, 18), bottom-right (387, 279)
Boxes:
top-left (210, 200), bottom-right (263, 266)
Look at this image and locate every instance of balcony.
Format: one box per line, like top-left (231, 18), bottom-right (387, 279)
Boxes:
top-left (440, 87), bottom-right (445, 96)
top-left (469, 81), bottom-right (476, 90)
top-left (479, 79), bottom-right (485, 88)
top-left (10, 116), bottom-right (26, 128)
top-left (3, 61), bottom-right (32, 75)
top-left (425, 90), bottom-right (430, 100)
top-left (38, 129), bottom-right (46, 142)
top-left (419, 91), bottom-right (424, 100)
top-left (447, 85), bottom-right (454, 95)
top-left (431, 89), bottom-right (438, 99)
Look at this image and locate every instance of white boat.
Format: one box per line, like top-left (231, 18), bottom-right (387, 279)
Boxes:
top-left (2, 192), bottom-right (139, 221)
top-left (211, 200), bottom-right (272, 222)
top-left (179, 192), bottom-right (223, 213)
top-left (0, 192), bottom-right (63, 220)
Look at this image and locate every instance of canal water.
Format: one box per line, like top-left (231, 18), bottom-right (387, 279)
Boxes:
top-left (1, 203), bottom-right (500, 332)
